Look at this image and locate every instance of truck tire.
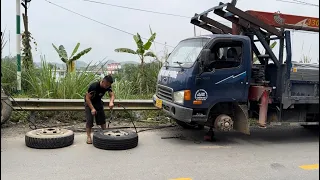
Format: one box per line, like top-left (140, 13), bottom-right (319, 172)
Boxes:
top-left (93, 129), bottom-right (138, 150)
top-left (1, 91), bottom-right (13, 125)
top-left (175, 120), bottom-right (204, 130)
top-left (25, 128), bottom-right (74, 149)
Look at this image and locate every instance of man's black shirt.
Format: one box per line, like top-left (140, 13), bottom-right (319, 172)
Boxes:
top-left (84, 81), bottom-right (112, 109)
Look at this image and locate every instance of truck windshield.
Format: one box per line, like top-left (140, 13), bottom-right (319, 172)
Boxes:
top-left (166, 38), bottom-right (210, 68)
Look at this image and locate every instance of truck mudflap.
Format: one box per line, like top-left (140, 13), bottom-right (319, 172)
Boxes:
top-left (233, 103), bottom-right (250, 135)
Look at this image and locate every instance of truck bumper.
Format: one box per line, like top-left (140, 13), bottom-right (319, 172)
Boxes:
top-left (152, 94), bottom-right (193, 123)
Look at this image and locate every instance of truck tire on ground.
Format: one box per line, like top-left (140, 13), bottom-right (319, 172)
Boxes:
top-left (175, 120), bottom-right (204, 130)
top-left (1, 91), bottom-right (13, 125)
top-left (93, 129), bottom-right (138, 150)
top-left (25, 128), bottom-right (74, 149)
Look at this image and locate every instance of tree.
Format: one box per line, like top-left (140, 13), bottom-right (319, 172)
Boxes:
top-left (52, 43), bottom-right (92, 73)
top-left (114, 32), bottom-right (156, 66)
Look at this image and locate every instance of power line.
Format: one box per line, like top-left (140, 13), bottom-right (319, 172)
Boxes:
top-left (44, 0), bottom-right (318, 48)
top-left (81, 0), bottom-right (230, 24)
top-left (276, 0), bottom-right (319, 7)
top-left (292, 0), bottom-right (319, 6)
top-left (82, 0), bottom-right (190, 18)
top-left (44, 0), bottom-right (175, 48)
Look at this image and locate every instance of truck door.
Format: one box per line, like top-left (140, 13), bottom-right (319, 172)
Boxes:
top-left (196, 39), bottom-right (250, 105)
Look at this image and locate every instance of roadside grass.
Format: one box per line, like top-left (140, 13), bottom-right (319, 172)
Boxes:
top-left (2, 57), bottom-right (163, 124)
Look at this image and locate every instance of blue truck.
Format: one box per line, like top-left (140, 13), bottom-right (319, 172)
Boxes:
top-left (153, 2), bottom-right (319, 135)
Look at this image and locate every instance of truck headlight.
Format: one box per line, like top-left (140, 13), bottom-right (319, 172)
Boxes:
top-left (173, 90), bottom-right (185, 104)
top-left (173, 90), bottom-right (191, 104)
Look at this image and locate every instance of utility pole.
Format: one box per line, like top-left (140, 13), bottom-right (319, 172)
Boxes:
top-left (16, 0), bottom-right (21, 92)
top-left (21, 0), bottom-right (30, 33)
top-left (16, 0), bottom-right (32, 92)
top-left (21, 0), bottom-right (32, 70)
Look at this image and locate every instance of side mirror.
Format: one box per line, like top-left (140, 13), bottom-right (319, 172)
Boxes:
top-left (200, 49), bottom-right (211, 66)
top-left (199, 49), bottom-right (211, 74)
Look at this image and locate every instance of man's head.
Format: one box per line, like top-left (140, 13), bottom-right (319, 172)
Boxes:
top-left (100, 75), bottom-right (113, 89)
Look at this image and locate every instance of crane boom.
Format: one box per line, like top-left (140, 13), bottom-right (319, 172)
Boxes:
top-left (246, 10), bottom-right (319, 32)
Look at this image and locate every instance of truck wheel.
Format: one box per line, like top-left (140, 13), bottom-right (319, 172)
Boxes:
top-left (25, 128), bottom-right (74, 149)
top-left (93, 129), bottom-right (138, 150)
top-left (175, 120), bottom-right (204, 130)
top-left (1, 91), bottom-right (13, 125)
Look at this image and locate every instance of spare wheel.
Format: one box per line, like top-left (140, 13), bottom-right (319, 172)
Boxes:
top-left (25, 128), bottom-right (74, 149)
top-left (93, 129), bottom-right (138, 150)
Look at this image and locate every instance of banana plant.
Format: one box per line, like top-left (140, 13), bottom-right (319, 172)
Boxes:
top-left (52, 43), bottom-right (92, 73)
top-left (114, 32), bottom-right (156, 66)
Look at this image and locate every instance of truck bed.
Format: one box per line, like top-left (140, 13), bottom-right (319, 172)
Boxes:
top-left (282, 62), bottom-right (319, 108)
top-left (290, 62), bottom-right (319, 82)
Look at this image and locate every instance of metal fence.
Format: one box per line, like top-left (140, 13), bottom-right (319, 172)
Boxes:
top-left (11, 98), bottom-right (157, 111)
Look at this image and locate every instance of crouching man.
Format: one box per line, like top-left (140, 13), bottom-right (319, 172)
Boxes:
top-left (84, 75), bottom-right (115, 144)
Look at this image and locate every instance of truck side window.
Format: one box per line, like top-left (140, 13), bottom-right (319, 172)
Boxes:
top-left (206, 41), bottom-right (242, 71)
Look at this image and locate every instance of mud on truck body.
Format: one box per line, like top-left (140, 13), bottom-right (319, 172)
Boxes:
top-left (152, 2), bottom-right (319, 134)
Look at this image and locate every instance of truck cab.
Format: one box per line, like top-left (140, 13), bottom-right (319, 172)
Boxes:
top-left (153, 34), bottom-right (252, 131)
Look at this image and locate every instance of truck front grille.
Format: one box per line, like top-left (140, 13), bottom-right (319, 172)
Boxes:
top-left (157, 85), bottom-right (173, 102)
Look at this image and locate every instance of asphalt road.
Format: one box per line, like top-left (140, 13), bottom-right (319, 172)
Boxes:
top-left (1, 126), bottom-right (319, 180)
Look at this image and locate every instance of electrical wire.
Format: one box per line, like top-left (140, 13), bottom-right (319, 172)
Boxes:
top-left (115, 103), bottom-right (138, 133)
top-left (1, 86), bottom-right (77, 130)
top-left (1, 93), bottom-right (38, 130)
top-left (292, 0), bottom-right (319, 6)
top-left (112, 104), bottom-right (179, 133)
top-left (276, 0), bottom-right (319, 7)
top-left (81, 0), bottom-right (230, 24)
top-left (80, 0), bottom-right (317, 34)
top-left (44, 0), bottom-right (175, 48)
top-left (82, 0), bottom-right (190, 19)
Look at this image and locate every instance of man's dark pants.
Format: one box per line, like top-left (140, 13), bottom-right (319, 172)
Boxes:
top-left (84, 102), bottom-right (106, 128)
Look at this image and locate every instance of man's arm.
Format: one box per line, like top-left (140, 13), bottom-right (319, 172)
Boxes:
top-left (108, 91), bottom-right (115, 109)
top-left (109, 91), bottom-right (115, 102)
top-left (85, 92), bottom-right (95, 111)
top-left (85, 83), bottom-right (96, 111)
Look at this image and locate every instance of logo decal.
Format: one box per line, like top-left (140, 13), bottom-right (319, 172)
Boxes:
top-left (195, 89), bottom-right (208, 101)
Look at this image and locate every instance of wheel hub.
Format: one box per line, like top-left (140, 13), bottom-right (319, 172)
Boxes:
top-left (214, 114), bottom-right (234, 131)
top-left (104, 130), bottom-right (129, 137)
top-left (36, 128), bottom-right (62, 135)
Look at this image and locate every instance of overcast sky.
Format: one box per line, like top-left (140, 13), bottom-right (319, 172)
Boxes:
top-left (1, 0), bottom-right (319, 64)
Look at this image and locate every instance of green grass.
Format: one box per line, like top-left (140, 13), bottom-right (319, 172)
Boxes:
top-left (1, 55), bottom-right (163, 123)
top-left (1, 57), bottom-right (17, 95)
top-left (1, 56), bottom-right (161, 100)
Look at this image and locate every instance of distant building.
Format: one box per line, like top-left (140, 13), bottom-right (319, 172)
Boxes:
top-left (106, 63), bottom-right (121, 75)
top-left (52, 62), bottom-right (122, 82)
